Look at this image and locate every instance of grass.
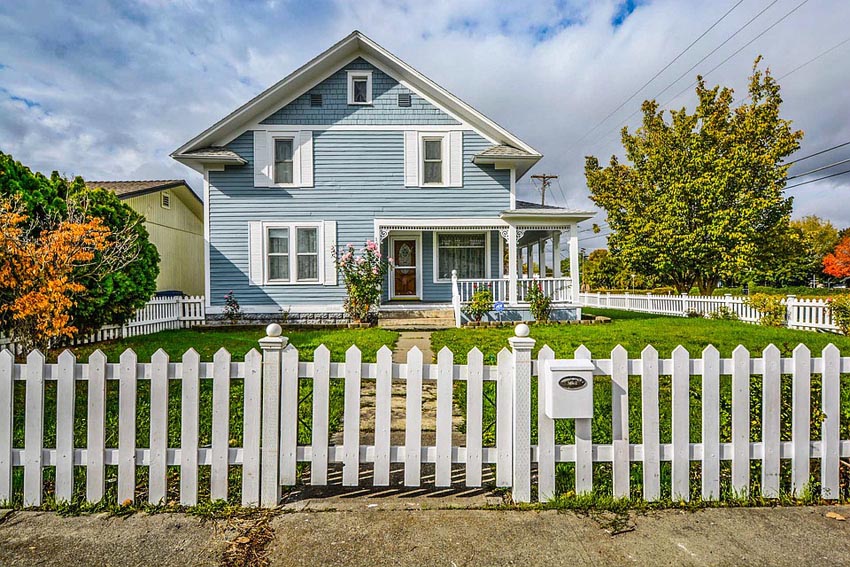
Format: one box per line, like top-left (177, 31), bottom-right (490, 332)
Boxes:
top-left (9, 326), bottom-right (398, 509)
top-left (434, 310), bottom-right (850, 502)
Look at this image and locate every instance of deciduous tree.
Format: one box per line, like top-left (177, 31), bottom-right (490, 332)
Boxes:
top-left (585, 60), bottom-right (802, 294)
top-left (823, 235), bottom-right (850, 280)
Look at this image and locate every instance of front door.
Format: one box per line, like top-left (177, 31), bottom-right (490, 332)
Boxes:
top-left (392, 238), bottom-right (418, 299)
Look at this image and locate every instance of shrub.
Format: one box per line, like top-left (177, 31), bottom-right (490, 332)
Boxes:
top-left (745, 293), bottom-right (786, 327)
top-left (684, 308), bottom-right (705, 318)
top-left (463, 285), bottom-right (494, 322)
top-left (333, 240), bottom-right (390, 323)
top-left (827, 295), bottom-right (850, 335)
top-left (527, 282), bottom-right (552, 322)
top-left (708, 306), bottom-right (739, 321)
top-left (223, 290), bottom-right (241, 324)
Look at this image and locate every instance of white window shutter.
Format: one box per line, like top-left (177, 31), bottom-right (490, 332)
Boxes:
top-left (403, 131), bottom-right (419, 187)
top-left (449, 130), bottom-right (463, 187)
top-left (248, 221), bottom-right (264, 285)
top-left (323, 220), bottom-right (337, 286)
top-left (299, 130), bottom-right (314, 187)
top-left (253, 131), bottom-right (272, 187)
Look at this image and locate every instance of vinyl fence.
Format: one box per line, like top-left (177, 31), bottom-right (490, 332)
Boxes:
top-left (2, 326), bottom-right (848, 507)
top-left (0, 295), bottom-right (206, 355)
top-left (579, 292), bottom-right (840, 333)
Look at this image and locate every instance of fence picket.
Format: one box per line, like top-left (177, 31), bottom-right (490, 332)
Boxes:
top-left (311, 345), bottom-right (331, 486)
top-left (610, 345), bottom-right (630, 499)
top-left (496, 348), bottom-right (513, 487)
top-left (821, 344), bottom-right (840, 499)
top-left (436, 347), bottom-right (453, 487)
top-left (87, 350), bottom-right (107, 503)
top-left (574, 346), bottom-right (593, 494)
top-left (211, 349), bottom-right (231, 501)
top-left (641, 346), bottom-right (660, 501)
top-left (671, 345), bottom-right (690, 501)
top-left (343, 345), bottom-right (362, 487)
top-left (149, 349), bottom-right (169, 504)
top-left (791, 345), bottom-right (811, 496)
top-left (55, 351), bottom-right (76, 502)
top-left (404, 346), bottom-right (423, 487)
top-left (536, 345), bottom-right (556, 501)
top-left (0, 351), bottom-right (13, 502)
top-left (466, 347), bottom-right (484, 488)
top-left (761, 344), bottom-right (781, 498)
top-left (118, 349), bottom-right (138, 504)
top-left (242, 349), bottom-right (262, 506)
top-left (701, 346), bottom-right (720, 500)
top-left (374, 346), bottom-right (393, 486)
top-left (731, 346), bottom-right (750, 496)
top-left (23, 350), bottom-right (45, 507)
top-left (280, 346), bottom-right (300, 486)
top-left (179, 349), bottom-right (200, 505)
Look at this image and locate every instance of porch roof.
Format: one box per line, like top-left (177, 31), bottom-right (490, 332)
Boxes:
top-left (500, 202), bottom-right (595, 223)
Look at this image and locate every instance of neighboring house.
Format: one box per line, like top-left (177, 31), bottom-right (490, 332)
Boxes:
top-left (172, 31), bottom-right (592, 320)
top-left (88, 180), bottom-right (205, 296)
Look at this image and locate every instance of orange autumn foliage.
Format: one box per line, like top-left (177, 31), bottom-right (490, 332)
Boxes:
top-left (0, 199), bottom-right (112, 351)
top-left (823, 235), bottom-right (850, 279)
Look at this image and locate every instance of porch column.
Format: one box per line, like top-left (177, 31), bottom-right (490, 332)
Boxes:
top-left (508, 226), bottom-right (518, 305)
top-left (538, 239), bottom-right (546, 278)
top-left (553, 231), bottom-right (561, 278)
top-left (569, 224), bottom-right (580, 303)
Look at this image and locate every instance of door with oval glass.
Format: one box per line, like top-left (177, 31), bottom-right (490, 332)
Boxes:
top-left (391, 237), bottom-right (419, 299)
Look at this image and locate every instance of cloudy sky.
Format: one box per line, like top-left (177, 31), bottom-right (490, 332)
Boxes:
top-left (2, 0), bottom-right (849, 249)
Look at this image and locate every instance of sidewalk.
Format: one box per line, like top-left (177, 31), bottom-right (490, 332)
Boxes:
top-left (1, 504), bottom-right (848, 566)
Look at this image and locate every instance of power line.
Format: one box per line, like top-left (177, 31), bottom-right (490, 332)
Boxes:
top-left (788, 157), bottom-right (850, 180)
top-left (786, 168), bottom-right (850, 189)
top-left (663, 0), bottom-right (812, 106)
top-left (569, 0), bottom-right (745, 149)
top-left (788, 140), bottom-right (850, 165)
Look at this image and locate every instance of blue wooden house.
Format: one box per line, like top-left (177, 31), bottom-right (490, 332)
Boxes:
top-left (172, 31), bottom-right (593, 324)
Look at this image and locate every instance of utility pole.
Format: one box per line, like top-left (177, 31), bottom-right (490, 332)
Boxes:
top-left (530, 174), bottom-right (558, 206)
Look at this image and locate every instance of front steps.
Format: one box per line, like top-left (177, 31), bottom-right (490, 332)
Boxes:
top-left (378, 306), bottom-right (456, 330)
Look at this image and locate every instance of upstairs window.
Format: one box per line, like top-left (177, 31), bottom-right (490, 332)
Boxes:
top-left (422, 138), bottom-right (443, 184)
top-left (274, 138), bottom-right (294, 184)
top-left (347, 70), bottom-right (372, 105)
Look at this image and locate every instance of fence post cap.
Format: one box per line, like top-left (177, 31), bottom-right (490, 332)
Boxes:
top-left (258, 324), bottom-right (288, 350)
top-left (265, 323), bottom-right (282, 337)
top-left (514, 323), bottom-right (530, 337)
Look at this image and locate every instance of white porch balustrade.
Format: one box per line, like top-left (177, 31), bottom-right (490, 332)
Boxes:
top-left (453, 276), bottom-right (575, 305)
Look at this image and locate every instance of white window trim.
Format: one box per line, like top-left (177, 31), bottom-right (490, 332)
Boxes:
top-left (269, 134), bottom-right (301, 187)
top-left (418, 132), bottom-right (448, 187)
top-left (347, 70), bottom-right (373, 105)
top-left (432, 231), bottom-right (491, 283)
top-left (263, 221), bottom-right (324, 285)
top-left (388, 233), bottom-right (423, 300)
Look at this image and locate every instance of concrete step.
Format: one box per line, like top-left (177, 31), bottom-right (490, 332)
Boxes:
top-left (378, 317), bottom-right (456, 330)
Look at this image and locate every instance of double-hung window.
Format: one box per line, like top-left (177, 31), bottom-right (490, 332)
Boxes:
top-left (274, 138), bottom-right (294, 184)
top-left (422, 138), bottom-right (443, 185)
top-left (436, 233), bottom-right (487, 280)
top-left (265, 223), bottom-right (322, 283)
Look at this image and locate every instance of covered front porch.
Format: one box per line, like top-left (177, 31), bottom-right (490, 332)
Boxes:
top-left (374, 202), bottom-right (594, 313)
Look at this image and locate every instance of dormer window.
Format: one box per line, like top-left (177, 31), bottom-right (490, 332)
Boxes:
top-left (347, 70), bottom-right (372, 105)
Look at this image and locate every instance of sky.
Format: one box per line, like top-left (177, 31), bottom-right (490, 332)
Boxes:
top-left (1, 0), bottom-right (849, 250)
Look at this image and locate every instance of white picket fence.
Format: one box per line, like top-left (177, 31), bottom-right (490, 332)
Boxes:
top-left (0, 295), bottom-right (206, 355)
top-left (2, 326), bottom-right (848, 507)
top-left (579, 292), bottom-right (840, 333)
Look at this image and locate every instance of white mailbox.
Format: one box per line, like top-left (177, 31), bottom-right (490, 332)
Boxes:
top-left (542, 359), bottom-right (595, 419)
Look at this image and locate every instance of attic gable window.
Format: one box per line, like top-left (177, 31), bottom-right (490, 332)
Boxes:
top-left (346, 70), bottom-right (372, 105)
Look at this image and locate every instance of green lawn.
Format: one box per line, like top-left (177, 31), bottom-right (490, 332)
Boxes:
top-left (435, 310), bottom-right (850, 501)
top-left (10, 326), bottom-right (398, 509)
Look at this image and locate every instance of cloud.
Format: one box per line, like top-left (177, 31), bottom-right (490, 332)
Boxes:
top-left (1, 0), bottom-right (849, 248)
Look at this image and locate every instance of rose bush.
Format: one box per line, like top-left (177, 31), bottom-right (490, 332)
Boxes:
top-left (333, 240), bottom-right (392, 322)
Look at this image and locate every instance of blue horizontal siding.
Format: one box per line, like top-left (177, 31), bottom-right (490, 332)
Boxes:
top-left (261, 58), bottom-right (459, 126)
top-left (208, 129), bottom-right (510, 308)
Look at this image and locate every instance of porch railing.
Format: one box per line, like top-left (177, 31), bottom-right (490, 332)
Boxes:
top-left (453, 277), bottom-right (574, 304)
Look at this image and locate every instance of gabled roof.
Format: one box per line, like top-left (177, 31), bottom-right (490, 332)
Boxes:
top-left (172, 31), bottom-right (542, 175)
top-left (87, 179), bottom-right (203, 219)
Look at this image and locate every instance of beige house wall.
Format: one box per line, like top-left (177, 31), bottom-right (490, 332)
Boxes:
top-left (123, 190), bottom-right (205, 296)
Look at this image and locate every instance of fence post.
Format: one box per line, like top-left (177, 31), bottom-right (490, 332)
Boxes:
top-left (259, 323), bottom-right (288, 507)
top-left (681, 292), bottom-right (689, 316)
top-left (508, 323), bottom-right (535, 503)
top-left (786, 295), bottom-right (797, 329)
top-left (724, 293), bottom-right (733, 313)
top-left (624, 292), bottom-right (631, 310)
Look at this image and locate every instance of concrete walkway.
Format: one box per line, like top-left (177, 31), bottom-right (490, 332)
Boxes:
top-left (2, 505), bottom-right (849, 566)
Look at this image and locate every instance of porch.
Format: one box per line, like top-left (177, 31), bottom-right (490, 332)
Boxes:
top-left (375, 202), bottom-right (594, 314)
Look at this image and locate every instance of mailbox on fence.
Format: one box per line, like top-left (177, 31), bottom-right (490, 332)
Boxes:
top-left (541, 359), bottom-right (596, 419)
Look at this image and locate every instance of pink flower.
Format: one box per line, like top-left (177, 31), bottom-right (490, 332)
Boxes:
top-left (372, 267), bottom-right (379, 275)
top-left (387, 257), bottom-right (394, 264)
